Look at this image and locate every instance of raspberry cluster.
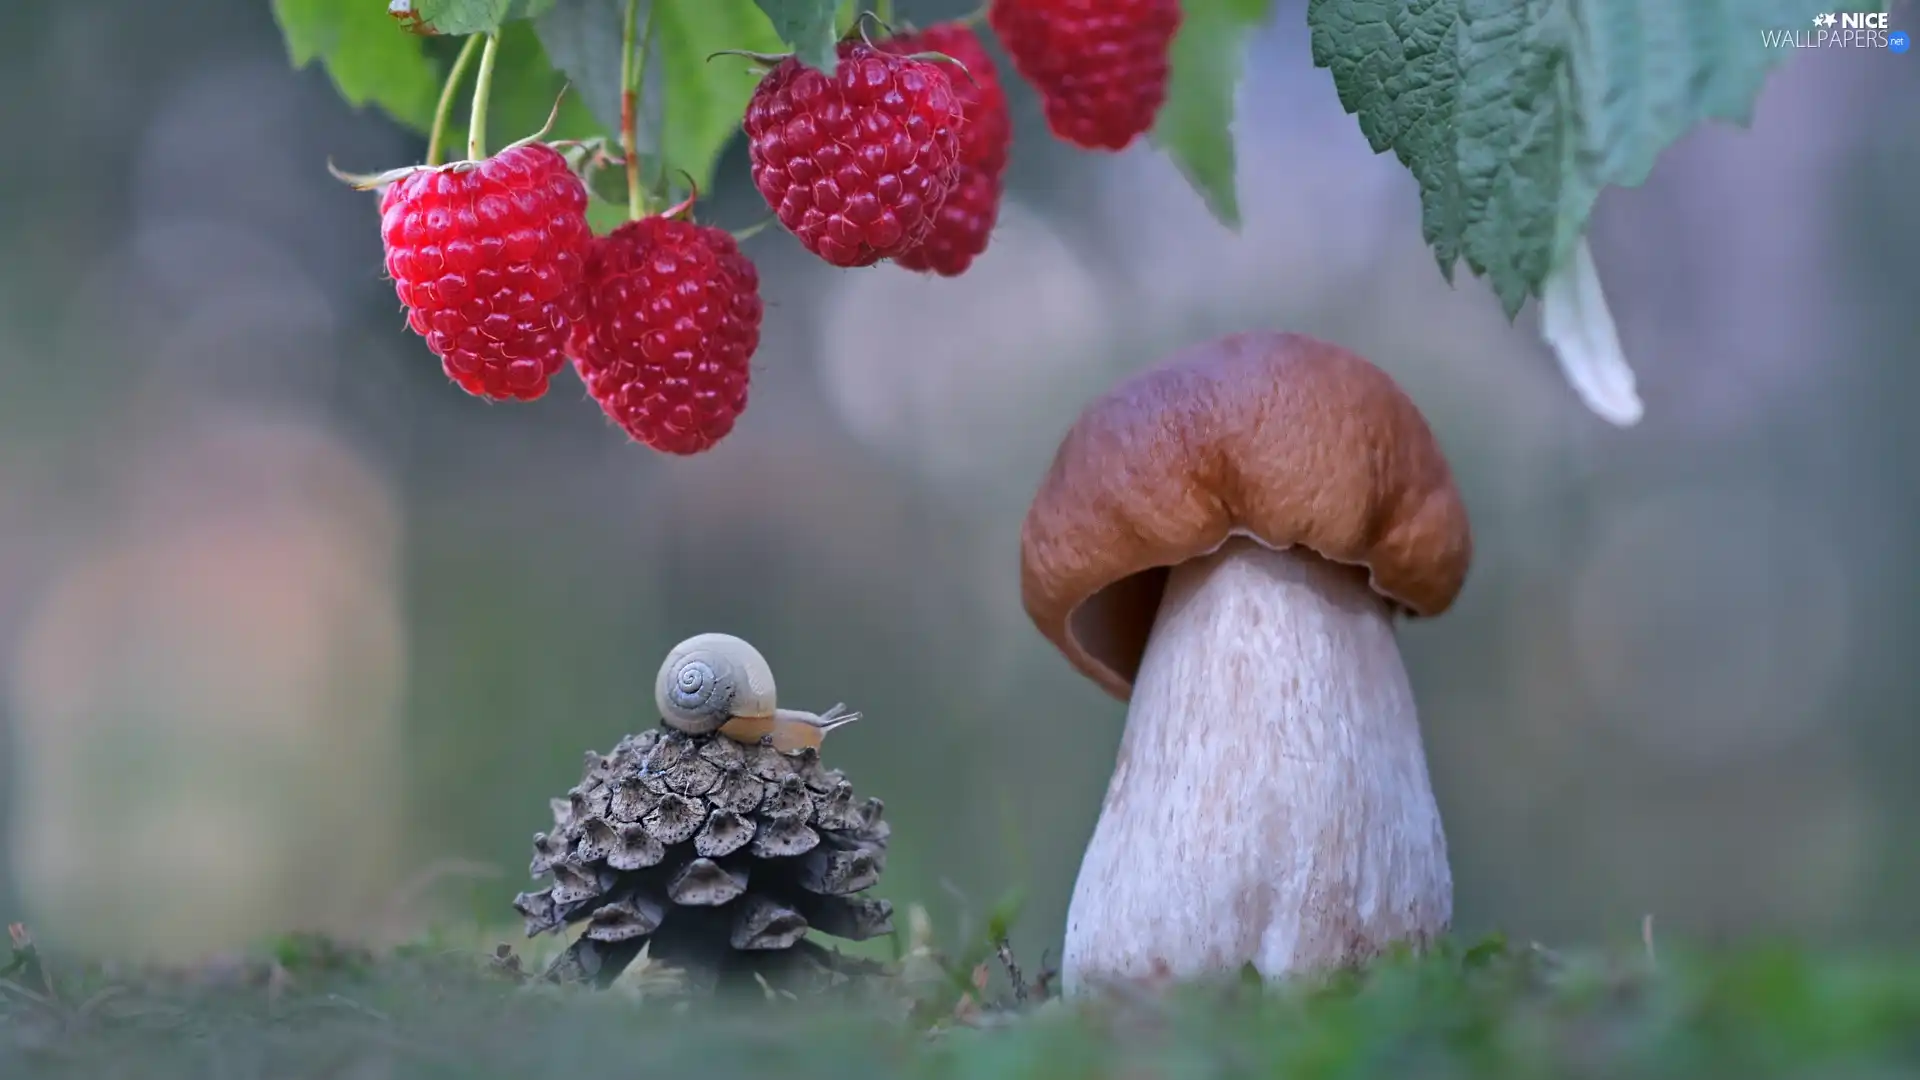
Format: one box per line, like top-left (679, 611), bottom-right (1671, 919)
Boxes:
top-left (379, 143), bottom-right (591, 401)
top-left (356, 3), bottom-right (1187, 456)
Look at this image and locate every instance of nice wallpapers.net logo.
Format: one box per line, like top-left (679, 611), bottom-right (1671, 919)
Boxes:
top-left (1761, 11), bottom-right (1910, 51)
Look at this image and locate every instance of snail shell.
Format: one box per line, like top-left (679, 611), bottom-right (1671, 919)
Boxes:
top-left (654, 633), bottom-right (778, 734)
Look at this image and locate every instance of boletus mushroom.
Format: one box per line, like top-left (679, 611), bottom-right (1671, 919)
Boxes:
top-left (1019, 331), bottom-right (1471, 992)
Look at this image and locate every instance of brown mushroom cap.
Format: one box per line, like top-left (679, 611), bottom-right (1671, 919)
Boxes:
top-left (1019, 332), bottom-right (1471, 702)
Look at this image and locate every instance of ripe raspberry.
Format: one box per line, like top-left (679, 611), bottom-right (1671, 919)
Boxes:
top-left (882, 22), bottom-right (1011, 277)
top-left (568, 216), bottom-right (763, 455)
top-left (892, 167), bottom-right (1003, 277)
top-left (988, 0), bottom-right (1182, 152)
top-left (379, 142), bottom-right (590, 401)
top-left (744, 42), bottom-right (966, 267)
top-left (883, 22), bottom-right (1011, 176)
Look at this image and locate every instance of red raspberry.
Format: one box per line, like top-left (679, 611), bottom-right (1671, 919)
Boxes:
top-left (379, 142), bottom-right (590, 401)
top-left (568, 216), bottom-right (763, 455)
top-left (744, 42), bottom-right (966, 268)
top-left (881, 22), bottom-right (1011, 277)
top-left (988, 0), bottom-right (1182, 152)
top-left (883, 22), bottom-right (1011, 176)
top-left (892, 167), bottom-right (1003, 277)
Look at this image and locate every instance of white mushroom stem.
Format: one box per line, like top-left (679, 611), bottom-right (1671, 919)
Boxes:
top-left (1060, 537), bottom-right (1451, 994)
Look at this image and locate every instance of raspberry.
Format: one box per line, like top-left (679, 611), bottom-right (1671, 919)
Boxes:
top-left (744, 42), bottom-right (966, 267)
top-left (988, 0), bottom-right (1182, 152)
top-left (883, 22), bottom-right (1011, 176)
top-left (379, 142), bottom-right (590, 401)
top-left (892, 167), bottom-right (1003, 277)
top-left (882, 22), bottom-right (1011, 277)
top-left (568, 216), bottom-right (763, 455)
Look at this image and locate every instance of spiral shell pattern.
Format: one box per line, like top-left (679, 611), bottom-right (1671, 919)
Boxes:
top-left (654, 633), bottom-right (777, 734)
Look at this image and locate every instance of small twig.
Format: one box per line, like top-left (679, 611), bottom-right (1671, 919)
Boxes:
top-left (1032, 948), bottom-right (1058, 1000)
top-left (748, 972), bottom-right (798, 1002)
top-left (995, 939), bottom-right (1028, 1006)
top-left (0, 978), bottom-right (54, 1008)
top-left (489, 944), bottom-right (528, 983)
top-left (1642, 913), bottom-right (1659, 969)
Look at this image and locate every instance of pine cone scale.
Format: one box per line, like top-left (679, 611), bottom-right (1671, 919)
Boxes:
top-left (694, 809), bottom-right (755, 858)
top-left (666, 857), bottom-right (749, 906)
top-left (584, 894), bottom-right (664, 941)
top-left (731, 895), bottom-right (808, 950)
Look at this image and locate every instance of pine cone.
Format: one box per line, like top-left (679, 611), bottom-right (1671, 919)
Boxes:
top-left (512, 727), bottom-right (893, 992)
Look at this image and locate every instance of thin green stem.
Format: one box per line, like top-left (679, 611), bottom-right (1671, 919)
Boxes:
top-left (619, 0), bottom-right (650, 219)
top-left (427, 34), bottom-right (483, 167)
top-left (466, 30), bottom-right (502, 162)
top-left (642, 9), bottom-right (661, 191)
top-left (874, 0), bottom-right (895, 26)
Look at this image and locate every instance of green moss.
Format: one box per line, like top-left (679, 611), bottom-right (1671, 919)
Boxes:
top-left (3, 931), bottom-right (1919, 1078)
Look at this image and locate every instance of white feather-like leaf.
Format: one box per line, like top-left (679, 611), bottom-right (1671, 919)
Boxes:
top-left (1540, 238), bottom-right (1644, 427)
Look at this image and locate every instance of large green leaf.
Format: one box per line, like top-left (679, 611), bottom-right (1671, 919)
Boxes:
top-left (655, 0), bottom-right (785, 196)
top-left (271, 0), bottom-right (441, 130)
top-left (1307, 0), bottom-right (1889, 317)
top-left (753, 0), bottom-right (841, 73)
top-left (1151, 0), bottom-right (1277, 231)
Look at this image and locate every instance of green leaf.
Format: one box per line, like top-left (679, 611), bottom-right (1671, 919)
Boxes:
top-left (1151, 0), bottom-right (1277, 231)
top-left (394, 0), bottom-right (555, 36)
top-left (391, 0), bottom-right (507, 36)
top-left (271, 0), bottom-right (442, 130)
top-left (586, 194), bottom-right (632, 235)
top-left (983, 887), bottom-right (1027, 945)
top-left (753, 0), bottom-right (841, 74)
top-left (534, 0), bottom-right (630, 135)
top-left (656, 0), bottom-right (785, 196)
top-left (386, 0), bottom-right (557, 36)
top-left (1462, 933), bottom-right (1509, 970)
top-left (1308, 0), bottom-right (1886, 317)
top-left (1308, 0), bottom-right (1468, 279)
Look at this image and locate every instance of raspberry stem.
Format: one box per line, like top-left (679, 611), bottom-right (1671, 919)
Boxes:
top-left (467, 30), bottom-right (503, 162)
top-left (619, 0), bottom-right (657, 220)
top-left (427, 33), bottom-right (483, 167)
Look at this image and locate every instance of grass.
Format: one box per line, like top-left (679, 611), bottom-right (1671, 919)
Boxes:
top-left (4, 917), bottom-right (1920, 1079)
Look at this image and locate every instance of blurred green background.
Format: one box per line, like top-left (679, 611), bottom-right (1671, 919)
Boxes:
top-left (0, 0), bottom-right (1915, 966)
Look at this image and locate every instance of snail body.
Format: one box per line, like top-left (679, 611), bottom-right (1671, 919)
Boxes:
top-left (654, 633), bottom-right (862, 749)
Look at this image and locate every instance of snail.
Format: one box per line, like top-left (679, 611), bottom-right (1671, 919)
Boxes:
top-left (653, 632), bottom-right (863, 752)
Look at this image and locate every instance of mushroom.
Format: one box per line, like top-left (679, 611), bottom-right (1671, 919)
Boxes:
top-left (1019, 331), bottom-right (1471, 992)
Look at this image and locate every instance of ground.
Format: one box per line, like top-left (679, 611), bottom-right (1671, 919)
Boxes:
top-left (3, 921), bottom-right (1919, 1078)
